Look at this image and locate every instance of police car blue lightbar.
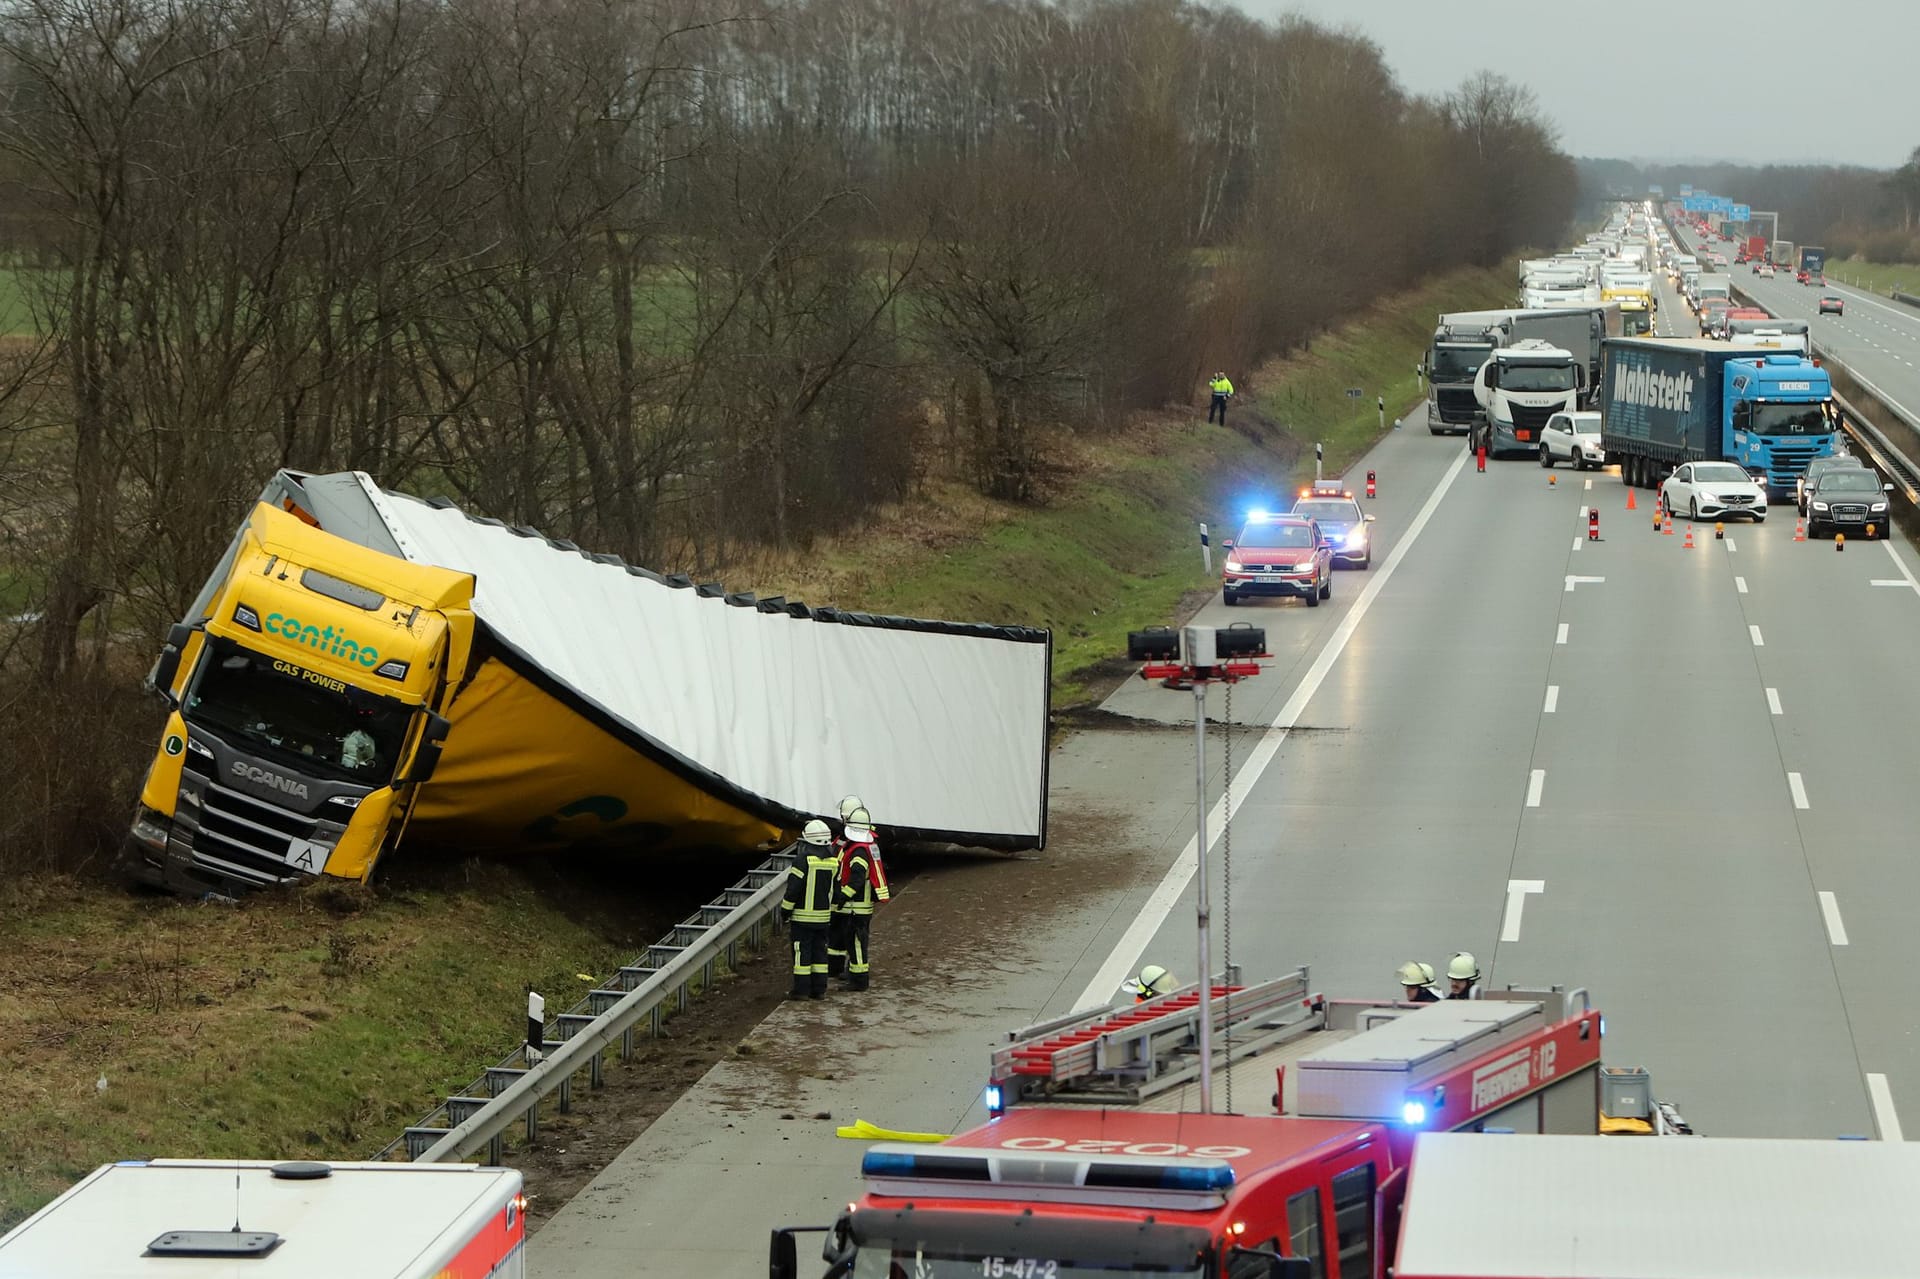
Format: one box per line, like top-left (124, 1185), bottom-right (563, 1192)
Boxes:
top-left (1247, 509), bottom-right (1271, 522)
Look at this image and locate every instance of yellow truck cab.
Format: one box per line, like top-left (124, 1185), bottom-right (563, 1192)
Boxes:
top-left (130, 502), bottom-right (474, 894)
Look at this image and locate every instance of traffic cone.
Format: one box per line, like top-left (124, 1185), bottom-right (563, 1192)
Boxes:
top-left (1549, 473), bottom-right (1557, 487)
top-left (1626, 489), bottom-right (1638, 511)
top-left (1683, 525), bottom-right (1694, 549)
top-left (1715, 522), bottom-right (1725, 540)
top-left (1663, 512), bottom-right (1674, 536)
top-left (1794, 518), bottom-right (1806, 542)
top-left (1836, 533), bottom-right (1846, 552)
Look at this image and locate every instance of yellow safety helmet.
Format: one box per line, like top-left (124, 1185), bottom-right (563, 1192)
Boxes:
top-left (1397, 961), bottom-right (1436, 988)
top-left (1122, 964), bottom-right (1175, 999)
top-left (1447, 952), bottom-right (1480, 982)
top-left (839, 795), bottom-right (865, 821)
top-left (801, 819), bottom-right (834, 846)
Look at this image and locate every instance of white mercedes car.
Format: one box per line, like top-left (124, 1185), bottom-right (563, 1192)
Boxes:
top-left (1538, 411), bottom-right (1606, 470)
top-left (1661, 460), bottom-right (1768, 522)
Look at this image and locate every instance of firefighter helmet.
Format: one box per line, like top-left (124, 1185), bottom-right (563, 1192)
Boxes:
top-left (1397, 960), bottom-right (1435, 988)
top-left (839, 795), bottom-right (865, 821)
top-left (843, 807), bottom-right (875, 841)
top-left (1447, 952), bottom-right (1480, 982)
top-left (801, 819), bottom-right (833, 846)
top-left (1122, 964), bottom-right (1175, 998)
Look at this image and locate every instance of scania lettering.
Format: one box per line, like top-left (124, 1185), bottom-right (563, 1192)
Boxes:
top-left (1600, 337), bottom-right (1838, 494)
top-left (0, 1158), bottom-right (528, 1279)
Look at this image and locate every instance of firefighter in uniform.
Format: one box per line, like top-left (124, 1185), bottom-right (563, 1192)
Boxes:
top-left (1397, 960), bottom-right (1441, 1003)
top-left (837, 805), bottom-right (889, 991)
top-left (1121, 964), bottom-right (1177, 1002)
top-left (827, 795), bottom-right (864, 977)
top-left (1446, 951), bottom-right (1481, 1000)
top-left (782, 820), bottom-right (840, 1000)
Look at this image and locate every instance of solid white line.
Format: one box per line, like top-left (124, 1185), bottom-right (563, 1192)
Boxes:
top-left (1526, 769), bottom-right (1545, 808)
top-left (1556, 623), bottom-right (1569, 645)
top-left (1767, 687), bottom-right (1783, 716)
top-left (1883, 541), bottom-right (1920, 591)
top-left (1543, 685), bottom-right (1559, 714)
top-left (1750, 625), bottom-right (1765, 647)
top-left (1074, 449), bottom-right (1473, 1009)
top-left (1789, 772), bottom-right (1810, 810)
top-left (1735, 576), bottom-right (1748, 594)
top-left (1501, 879), bottom-right (1546, 942)
top-left (1871, 579), bottom-right (1909, 587)
top-left (1868, 1074), bottom-right (1904, 1141)
top-left (1819, 891), bottom-right (1849, 946)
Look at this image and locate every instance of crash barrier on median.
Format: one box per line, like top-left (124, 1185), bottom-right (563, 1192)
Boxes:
top-left (1894, 290), bottom-right (1920, 311)
top-left (381, 848), bottom-right (794, 1166)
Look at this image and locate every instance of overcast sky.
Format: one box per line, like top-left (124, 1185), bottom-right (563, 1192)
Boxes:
top-left (1227, 0), bottom-right (1917, 169)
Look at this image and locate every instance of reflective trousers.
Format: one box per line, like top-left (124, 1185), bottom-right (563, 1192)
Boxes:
top-left (790, 921), bottom-right (829, 998)
top-left (843, 912), bottom-right (872, 990)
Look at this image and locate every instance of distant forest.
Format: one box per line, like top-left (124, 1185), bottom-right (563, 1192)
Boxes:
top-left (1578, 151), bottom-right (1920, 261)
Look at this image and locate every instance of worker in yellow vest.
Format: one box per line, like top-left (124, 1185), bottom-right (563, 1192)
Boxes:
top-left (1207, 371), bottom-right (1234, 425)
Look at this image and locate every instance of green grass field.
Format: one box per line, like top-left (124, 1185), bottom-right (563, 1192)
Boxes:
top-left (1827, 259), bottom-right (1920, 298)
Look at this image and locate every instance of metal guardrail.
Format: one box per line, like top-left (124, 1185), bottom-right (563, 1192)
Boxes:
top-left (1892, 290), bottom-right (1919, 311)
top-left (377, 849), bottom-right (795, 1165)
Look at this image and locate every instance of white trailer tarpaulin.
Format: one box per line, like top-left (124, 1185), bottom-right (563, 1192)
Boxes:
top-left (348, 476), bottom-right (1050, 848)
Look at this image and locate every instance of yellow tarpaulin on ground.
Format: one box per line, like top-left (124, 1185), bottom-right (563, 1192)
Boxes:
top-left (835, 1119), bottom-right (949, 1143)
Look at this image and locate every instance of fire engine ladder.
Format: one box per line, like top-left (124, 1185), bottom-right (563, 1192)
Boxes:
top-left (992, 967), bottom-right (1323, 1105)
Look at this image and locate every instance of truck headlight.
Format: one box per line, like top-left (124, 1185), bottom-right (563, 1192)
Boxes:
top-left (131, 806), bottom-right (171, 845)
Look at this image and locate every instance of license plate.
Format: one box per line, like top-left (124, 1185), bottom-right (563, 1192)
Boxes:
top-left (1255, 574), bottom-right (1284, 583)
top-left (1514, 430), bottom-right (1532, 442)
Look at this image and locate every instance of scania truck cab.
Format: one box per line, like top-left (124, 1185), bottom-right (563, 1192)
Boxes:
top-left (1473, 339), bottom-right (1583, 457)
top-left (129, 501), bottom-right (472, 894)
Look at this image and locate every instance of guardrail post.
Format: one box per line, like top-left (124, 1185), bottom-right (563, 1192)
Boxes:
top-left (558, 1075), bottom-right (572, 1114)
top-left (590, 1049), bottom-right (604, 1090)
top-left (620, 1027), bottom-right (635, 1060)
top-left (487, 1134), bottom-right (502, 1166)
top-left (526, 1100), bottom-right (538, 1144)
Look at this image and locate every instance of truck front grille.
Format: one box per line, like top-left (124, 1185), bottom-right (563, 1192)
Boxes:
top-left (1435, 389), bottom-right (1478, 423)
top-left (1511, 403), bottom-right (1556, 432)
top-left (176, 770), bottom-right (319, 886)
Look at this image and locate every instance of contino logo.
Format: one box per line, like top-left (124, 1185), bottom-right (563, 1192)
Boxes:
top-left (265, 613), bottom-right (380, 667)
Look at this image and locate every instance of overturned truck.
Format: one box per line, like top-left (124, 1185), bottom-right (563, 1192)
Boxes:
top-left (129, 471), bottom-right (1051, 894)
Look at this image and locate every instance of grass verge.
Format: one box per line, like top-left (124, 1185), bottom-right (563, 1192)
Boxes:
top-left (1828, 260), bottom-right (1920, 298)
top-left (0, 258), bottom-right (1519, 1227)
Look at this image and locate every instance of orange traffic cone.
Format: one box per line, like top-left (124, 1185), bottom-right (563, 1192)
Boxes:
top-left (1549, 473), bottom-right (1557, 487)
top-left (1683, 525), bottom-right (1695, 549)
top-left (1794, 518), bottom-right (1806, 542)
top-left (1836, 533), bottom-right (1846, 552)
top-left (1626, 489), bottom-right (1638, 511)
top-left (1663, 512), bottom-right (1674, 535)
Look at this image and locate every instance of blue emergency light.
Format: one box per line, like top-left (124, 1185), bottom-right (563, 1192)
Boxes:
top-left (1246, 509), bottom-right (1271, 522)
top-left (1400, 1100), bottom-right (1427, 1126)
top-left (984, 1082), bottom-right (1004, 1116)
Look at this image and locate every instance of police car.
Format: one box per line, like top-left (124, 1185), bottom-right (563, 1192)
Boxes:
top-left (1290, 481), bottom-right (1377, 569)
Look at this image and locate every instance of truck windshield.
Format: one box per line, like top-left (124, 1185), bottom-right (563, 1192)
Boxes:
top-left (1501, 365), bottom-right (1575, 392)
top-left (1751, 402), bottom-right (1831, 435)
top-left (1429, 346), bottom-right (1485, 379)
top-left (185, 638), bottom-right (413, 783)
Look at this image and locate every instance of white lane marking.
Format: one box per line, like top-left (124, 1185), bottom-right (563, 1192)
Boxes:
top-left (1882, 541), bottom-right (1920, 592)
top-left (1556, 623), bottom-right (1569, 645)
top-left (1571, 536), bottom-right (1582, 552)
top-left (1725, 537), bottom-right (1736, 552)
top-left (1736, 576), bottom-right (1748, 594)
top-left (1767, 687), bottom-right (1783, 716)
top-left (1750, 625), bottom-right (1765, 647)
top-left (1543, 685), bottom-right (1559, 714)
top-left (1583, 478), bottom-right (1592, 491)
top-left (1526, 769), bottom-right (1545, 808)
top-left (1868, 1074), bottom-right (1905, 1142)
top-left (1074, 449), bottom-right (1473, 1009)
top-left (1564, 575), bottom-right (1604, 592)
top-left (1872, 579), bottom-right (1910, 587)
top-left (1819, 891), bottom-right (1849, 946)
top-left (1501, 879), bottom-right (1546, 942)
top-left (1789, 772), bottom-right (1810, 810)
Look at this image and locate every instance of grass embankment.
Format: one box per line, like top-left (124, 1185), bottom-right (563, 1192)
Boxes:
top-left (0, 259), bottom-right (1517, 1228)
top-left (1828, 260), bottom-right (1920, 297)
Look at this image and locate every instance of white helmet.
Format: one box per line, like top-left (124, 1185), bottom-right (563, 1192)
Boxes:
top-left (801, 819), bottom-right (833, 846)
top-left (839, 795), bottom-right (865, 821)
top-left (1397, 961), bottom-right (1436, 988)
top-left (1447, 952), bottom-right (1480, 982)
top-left (1122, 964), bottom-right (1175, 998)
top-left (843, 807), bottom-right (875, 841)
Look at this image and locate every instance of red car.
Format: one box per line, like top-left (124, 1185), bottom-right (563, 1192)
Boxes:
top-left (1222, 512), bottom-right (1333, 607)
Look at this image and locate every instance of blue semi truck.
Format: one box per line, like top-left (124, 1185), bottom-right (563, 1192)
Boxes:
top-left (1600, 337), bottom-right (1839, 493)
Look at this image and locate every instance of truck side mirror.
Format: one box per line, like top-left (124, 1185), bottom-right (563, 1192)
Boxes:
top-left (768, 1230), bottom-right (798, 1279)
top-left (1484, 365), bottom-right (1500, 388)
top-left (149, 622), bottom-right (195, 707)
top-left (1228, 1247), bottom-right (1312, 1279)
top-left (401, 712), bottom-right (453, 786)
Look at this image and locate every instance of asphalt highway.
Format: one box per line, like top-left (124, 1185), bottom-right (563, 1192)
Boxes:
top-left (532, 307), bottom-right (1920, 1274)
top-left (1675, 224), bottom-right (1920, 424)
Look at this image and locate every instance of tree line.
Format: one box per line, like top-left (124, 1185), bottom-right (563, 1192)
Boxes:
top-left (0, 0), bottom-right (1572, 872)
top-left (1579, 150), bottom-right (1920, 262)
